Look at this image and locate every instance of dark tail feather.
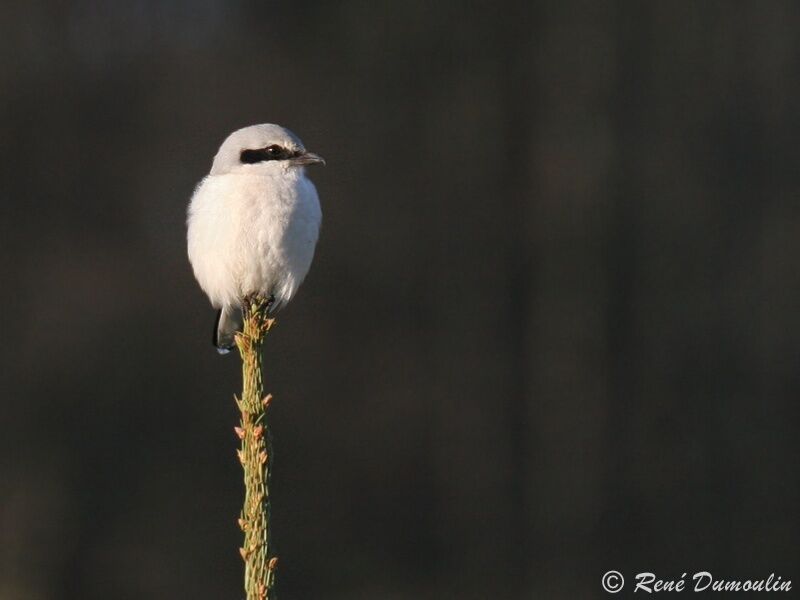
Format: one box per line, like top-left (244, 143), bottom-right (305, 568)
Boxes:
top-left (213, 306), bottom-right (243, 354)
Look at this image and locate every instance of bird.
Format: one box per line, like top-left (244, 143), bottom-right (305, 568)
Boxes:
top-left (187, 124), bottom-right (324, 353)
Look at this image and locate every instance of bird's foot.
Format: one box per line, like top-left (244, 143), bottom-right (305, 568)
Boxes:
top-left (242, 294), bottom-right (276, 320)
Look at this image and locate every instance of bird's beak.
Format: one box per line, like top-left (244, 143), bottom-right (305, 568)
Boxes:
top-left (292, 151), bottom-right (326, 166)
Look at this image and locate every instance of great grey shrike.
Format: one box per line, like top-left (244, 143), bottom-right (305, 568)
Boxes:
top-left (187, 124), bottom-right (324, 353)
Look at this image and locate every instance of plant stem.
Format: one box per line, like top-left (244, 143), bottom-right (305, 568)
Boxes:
top-left (235, 295), bottom-right (278, 600)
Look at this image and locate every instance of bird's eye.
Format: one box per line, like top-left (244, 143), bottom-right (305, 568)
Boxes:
top-left (266, 145), bottom-right (283, 156)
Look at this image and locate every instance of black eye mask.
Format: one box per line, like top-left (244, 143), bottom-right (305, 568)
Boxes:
top-left (240, 145), bottom-right (300, 164)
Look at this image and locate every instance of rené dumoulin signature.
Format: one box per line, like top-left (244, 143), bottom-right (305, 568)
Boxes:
top-left (635, 572), bottom-right (791, 593)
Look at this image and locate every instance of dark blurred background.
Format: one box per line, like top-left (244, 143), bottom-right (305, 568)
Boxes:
top-left (2, 1), bottom-right (799, 598)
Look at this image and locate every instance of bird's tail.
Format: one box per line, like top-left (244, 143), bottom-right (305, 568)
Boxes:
top-left (213, 305), bottom-right (243, 355)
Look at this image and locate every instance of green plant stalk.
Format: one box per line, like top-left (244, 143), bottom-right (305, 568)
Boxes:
top-left (235, 296), bottom-right (278, 600)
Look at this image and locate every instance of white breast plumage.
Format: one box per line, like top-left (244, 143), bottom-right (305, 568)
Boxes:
top-left (187, 169), bottom-right (321, 311)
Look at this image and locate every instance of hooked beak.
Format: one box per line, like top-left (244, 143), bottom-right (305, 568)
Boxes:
top-left (292, 151), bottom-right (326, 166)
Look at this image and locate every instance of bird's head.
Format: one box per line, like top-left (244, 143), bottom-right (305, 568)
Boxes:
top-left (209, 123), bottom-right (325, 176)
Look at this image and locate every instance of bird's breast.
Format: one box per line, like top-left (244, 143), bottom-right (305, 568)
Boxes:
top-left (187, 171), bottom-right (321, 309)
